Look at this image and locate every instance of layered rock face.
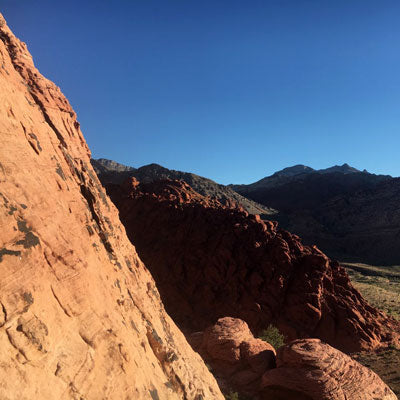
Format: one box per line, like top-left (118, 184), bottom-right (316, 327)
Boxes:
top-left (0, 15), bottom-right (223, 399)
top-left (261, 339), bottom-right (397, 400)
top-left (106, 178), bottom-right (399, 353)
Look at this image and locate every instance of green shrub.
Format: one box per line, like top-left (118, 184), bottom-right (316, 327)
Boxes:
top-left (224, 391), bottom-right (250, 400)
top-left (258, 324), bottom-right (285, 349)
top-left (224, 392), bottom-right (239, 400)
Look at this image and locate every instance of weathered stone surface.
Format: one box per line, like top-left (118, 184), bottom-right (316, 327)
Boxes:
top-left (261, 339), bottom-right (397, 400)
top-left (106, 178), bottom-right (399, 353)
top-left (0, 14), bottom-right (223, 399)
top-left (189, 317), bottom-right (276, 396)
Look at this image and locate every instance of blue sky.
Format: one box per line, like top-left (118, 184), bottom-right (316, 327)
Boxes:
top-left (2, 0), bottom-right (400, 183)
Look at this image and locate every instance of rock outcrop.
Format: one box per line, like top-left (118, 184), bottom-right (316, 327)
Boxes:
top-left (261, 338), bottom-right (397, 400)
top-left (0, 14), bottom-right (223, 399)
top-left (106, 178), bottom-right (399, 353)
top-left (189, 317), bottom-right (276, 397)
top-left (190, 318), bottom-right (397, 400)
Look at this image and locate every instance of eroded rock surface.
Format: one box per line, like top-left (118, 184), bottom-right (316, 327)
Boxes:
top-left (189, 317), bottom-right (276, 397)
top-left (0, 14), bottom-right (223, 399)
top-left (106, 178), bottom-right (399, 353)
top-left (261, 339), bottom-right (397, 400)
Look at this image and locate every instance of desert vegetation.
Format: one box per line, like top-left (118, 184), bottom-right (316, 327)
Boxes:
top-left (224, 391), bottom-right (250, 400)
top-left (258, 324), bottom-right (285, 350)
top-left (345, 263), bottom-right (400, 320)
top-left (352, 347), bottom-right (400, 397)
top-left (346, 263), bottom-right (400, 395)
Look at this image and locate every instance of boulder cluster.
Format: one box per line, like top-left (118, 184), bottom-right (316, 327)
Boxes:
top-left (194, 317), bottom-right (397, 400)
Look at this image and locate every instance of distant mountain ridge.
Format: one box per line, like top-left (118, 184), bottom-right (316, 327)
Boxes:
top-left (93, 158), bottom-right (400, 264)
top-left (230, 163), bottom-right (389, 192)
top-left (91, 158), bottom-right (275, 216)
top-left (267, 163), bottom-right (368, 177)
top-left (273, 163), bottom-right (363, 176)
top-left (230, 164), bottom-right (398, 265)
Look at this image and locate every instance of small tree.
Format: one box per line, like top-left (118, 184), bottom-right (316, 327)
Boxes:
top-left (258, 324), bottom-right (285, 349)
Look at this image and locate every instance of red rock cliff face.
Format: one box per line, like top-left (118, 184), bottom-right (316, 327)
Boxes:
top-left (0, 15), bottom-right (223, 399)
top-left (106, 179), bottom-right (399, 354)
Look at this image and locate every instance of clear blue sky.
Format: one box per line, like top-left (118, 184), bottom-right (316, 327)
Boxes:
top-left (2, 0), bottom-right (400, 183)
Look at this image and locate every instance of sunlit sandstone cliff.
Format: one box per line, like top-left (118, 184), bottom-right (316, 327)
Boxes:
top-left (0, 14), bottom-right (223, 399)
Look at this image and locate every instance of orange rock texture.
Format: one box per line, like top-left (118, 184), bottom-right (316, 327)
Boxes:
top-left (261, 338), bottom-right (397, 400)
top-left (106, 178), bottom-right (400, 354)
top-left (189, 317), bottom-right (276, 397)
top-left (0, 14), bottom-right (223, 399)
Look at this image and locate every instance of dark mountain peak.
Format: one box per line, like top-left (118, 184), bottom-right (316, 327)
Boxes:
top-left (137, 163), bottom-right (172, 174)
top-left (139, 162), bottom-right (164, 169)
top-left (271, 163), bottom-right (362, 178)
top-left (318, 163), bottom-right (361, 175)
top-left (243, 163), bottom-right (366, 189)
top-left (272, 164), bottom-right (315, 178)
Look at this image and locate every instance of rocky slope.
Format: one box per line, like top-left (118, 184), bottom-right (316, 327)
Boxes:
top-left (231, 165), bottom-right (398, 264)
top-left (105, 178), bottom-right (399, 354)
top-left (0, 14), bottom-right (223, 399)
top-left (92, 157), bottom-right (275, 216)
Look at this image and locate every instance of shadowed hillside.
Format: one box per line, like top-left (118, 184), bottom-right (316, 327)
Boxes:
top-left (231, 165), bottom-right (399, 265)
top-left (105, 177), bottom-right (399, 354)
top-left (92, 158), bottom-right (276, 216)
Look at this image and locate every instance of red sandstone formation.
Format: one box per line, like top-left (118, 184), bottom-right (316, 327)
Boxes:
top-left (189, 317), bottom-right (276, 397)
top-left (261, 338), bottom-right (397, 400)
top-left (0, 15), bottom-right (223, 399)
top-left (190, 318), bottom-right (397, 400)
top-left (106, 178), bottom-right (399, 353)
